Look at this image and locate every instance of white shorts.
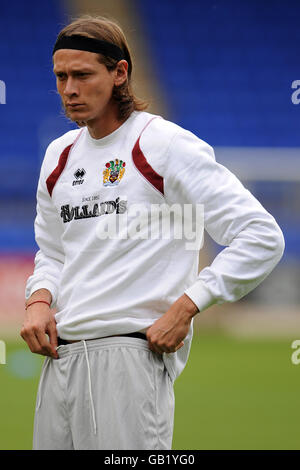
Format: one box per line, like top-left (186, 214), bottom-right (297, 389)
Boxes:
top-left (33, 336), bottom-right (175, 450)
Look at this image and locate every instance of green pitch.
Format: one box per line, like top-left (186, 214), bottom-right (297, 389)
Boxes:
top-left (0, 332), bottom-right (299, 450)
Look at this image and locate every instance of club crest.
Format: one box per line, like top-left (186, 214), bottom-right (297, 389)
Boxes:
top-left (103, 159), bottom-right (126, 186)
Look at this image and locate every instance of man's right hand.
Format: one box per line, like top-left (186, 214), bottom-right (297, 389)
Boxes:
top-left (20, 289), bottom-right (58, 359)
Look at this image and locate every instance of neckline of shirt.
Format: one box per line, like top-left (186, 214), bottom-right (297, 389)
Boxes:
top-left (84, 111), bottom-right (138, 148)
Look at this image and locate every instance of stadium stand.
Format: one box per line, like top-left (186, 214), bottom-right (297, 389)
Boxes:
top-left (136, 0), bottom-right (300, 266)
top-left (0, 0), bottom-right (75, 251)
top-left (136, 0), bottom-right (300, 147)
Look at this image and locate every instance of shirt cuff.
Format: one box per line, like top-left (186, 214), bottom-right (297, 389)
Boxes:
top-left (25, 280), bottom-right (58, 308)
top-left (184, 280), bottom-right (217, 313)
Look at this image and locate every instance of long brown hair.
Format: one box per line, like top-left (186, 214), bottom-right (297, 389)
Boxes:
top-left (55, 15), bottom-right (148, 120)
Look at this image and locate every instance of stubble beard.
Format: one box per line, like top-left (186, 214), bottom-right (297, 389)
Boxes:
top-left (63, 103), bottom-right (88, 127)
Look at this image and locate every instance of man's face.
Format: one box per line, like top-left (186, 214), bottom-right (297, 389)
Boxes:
top-left (53, 49), bottom-right (118, 124)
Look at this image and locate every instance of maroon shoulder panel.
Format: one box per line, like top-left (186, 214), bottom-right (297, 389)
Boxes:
top-left (132, 126), bottom-right (164, 196)
top-left (46, 144), bottom-right (72, 197)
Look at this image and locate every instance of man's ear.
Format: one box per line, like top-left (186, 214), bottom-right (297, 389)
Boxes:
top-left (114, 60), bottom-right (128, 86)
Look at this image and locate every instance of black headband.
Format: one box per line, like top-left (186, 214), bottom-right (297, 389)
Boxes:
top-left (52, 34), bottom-right (132, 75)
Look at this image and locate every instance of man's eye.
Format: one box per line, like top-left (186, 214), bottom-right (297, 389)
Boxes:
top-left (57, 74), bottom-right (66, 80)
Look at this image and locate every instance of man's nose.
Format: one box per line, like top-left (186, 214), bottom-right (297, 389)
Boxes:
top-left (64, 77), bottom-right (79, 97)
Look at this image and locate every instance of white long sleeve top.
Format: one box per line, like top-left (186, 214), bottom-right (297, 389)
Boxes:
top-left (25, 111), bottom-right (285, 380)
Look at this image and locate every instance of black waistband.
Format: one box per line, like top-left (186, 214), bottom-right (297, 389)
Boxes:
top-left (57, 332), bottom-right (147, 346)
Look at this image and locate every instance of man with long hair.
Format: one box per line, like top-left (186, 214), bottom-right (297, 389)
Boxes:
top-left (21, 15), bottom-right (284, 450)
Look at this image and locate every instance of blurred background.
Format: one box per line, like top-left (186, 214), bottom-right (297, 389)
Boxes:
top-left (0, 0), bottom-right (299, 450)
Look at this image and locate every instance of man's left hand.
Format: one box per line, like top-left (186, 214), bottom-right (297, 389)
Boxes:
top-left (146, 294), bottom-right (199, 355)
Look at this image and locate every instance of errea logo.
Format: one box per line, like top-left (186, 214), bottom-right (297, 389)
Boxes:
top-left (73, 168), bottom-right (86, 186)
